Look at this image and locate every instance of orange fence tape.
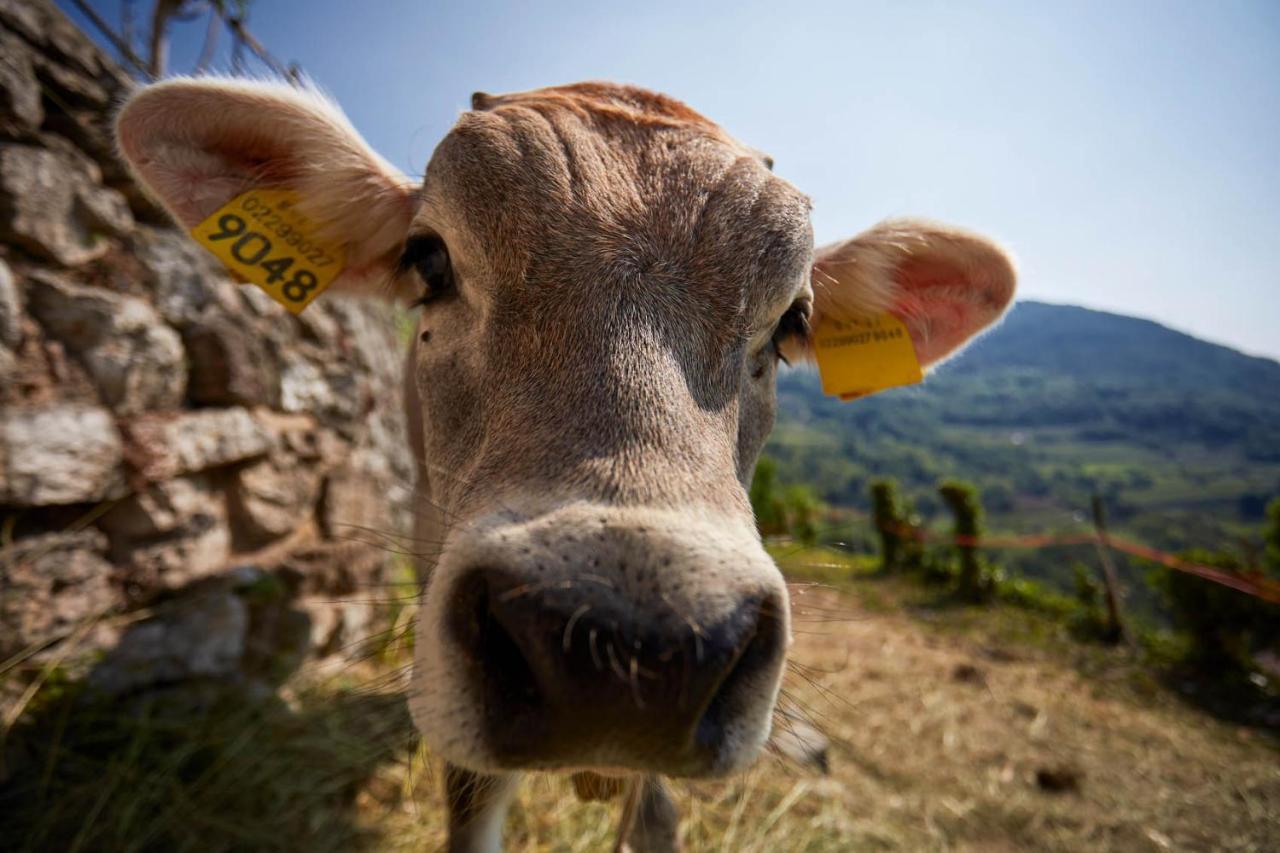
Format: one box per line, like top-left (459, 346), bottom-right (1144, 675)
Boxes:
top-left (860, 519), bottom-right (1280, 605)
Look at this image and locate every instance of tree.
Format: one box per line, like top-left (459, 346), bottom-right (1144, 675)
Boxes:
top-left (70, 0), bottom-right (286, 81)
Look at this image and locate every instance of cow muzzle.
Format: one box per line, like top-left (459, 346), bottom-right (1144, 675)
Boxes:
top-left (410, 503), bottom-right (790, 778)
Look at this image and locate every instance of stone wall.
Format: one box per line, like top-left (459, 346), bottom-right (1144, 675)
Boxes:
top-left (0, 1), bottom-right (412, 699)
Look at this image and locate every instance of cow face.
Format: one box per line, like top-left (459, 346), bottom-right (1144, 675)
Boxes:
top-left (116, 79), bottom-right (1014, 781)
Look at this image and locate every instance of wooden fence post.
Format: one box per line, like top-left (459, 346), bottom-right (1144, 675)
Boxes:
top-left (1091, 494), bottom-right (1131, 645)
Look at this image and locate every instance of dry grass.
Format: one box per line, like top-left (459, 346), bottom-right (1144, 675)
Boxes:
top-left (3, 547), bottom-right (1277, 851)
top-left (755, 587), bottom-right (1278, 851)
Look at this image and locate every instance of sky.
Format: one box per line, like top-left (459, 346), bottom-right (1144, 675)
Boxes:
top-left (62, 0), bottom-right (1280, 361)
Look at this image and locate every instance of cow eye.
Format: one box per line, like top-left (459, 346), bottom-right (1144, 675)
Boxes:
top-left (400, 234), bottom-right (454, 306)
top-left (770, 300), bottom-right (812, 365)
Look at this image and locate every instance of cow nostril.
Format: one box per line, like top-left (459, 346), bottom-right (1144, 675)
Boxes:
top-left (695, 592), bottom-right (787, 756)
top-left (448, 569), bottom-right (542, 724)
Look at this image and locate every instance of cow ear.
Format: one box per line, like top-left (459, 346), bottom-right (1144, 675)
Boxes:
top-left (116, 77), bottom-right (417, 298)
top-left (784, 219), bottom-right (1016, 369)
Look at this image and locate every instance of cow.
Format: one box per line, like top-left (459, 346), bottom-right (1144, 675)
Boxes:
top-left (115, 78), bottom-right (1015, 851)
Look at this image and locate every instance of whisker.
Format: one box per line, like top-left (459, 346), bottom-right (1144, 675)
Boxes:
top-left (589, 628), bottom-right (603, 671)
top-left (606, 642), bottom-right (628, 682)
top-left (563, 604), bottom-right (591, 653)
top-left (329, 521), bottom-right (450, 546)
top-left (628, 656), bottom-right (645, 709)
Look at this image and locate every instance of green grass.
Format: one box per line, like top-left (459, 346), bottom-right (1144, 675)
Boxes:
top-left (0, 676), bottom-right (417, 853)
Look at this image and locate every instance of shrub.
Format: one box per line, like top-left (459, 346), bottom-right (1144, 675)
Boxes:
top-left (1151, 548), bottom-right (1280, 673)
top-left (782, 485), bottom-right (821, 547)
top-left (1265, 497), bottom-right (1280, 575)
top-left (750, 456), bottom-right (788, 536)
top-left (870, 480), bottom-right (923, 572)
top-left (938, 480), bottom-right (993, 601)
top-left (1068, 562), bottom-right (1114, 640)
top-left (995, 574), bottom-right (1075, 617)
top-left (751, 456), bottom-right (827, 544)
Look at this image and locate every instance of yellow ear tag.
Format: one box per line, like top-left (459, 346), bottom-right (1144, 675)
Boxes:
top-left (812, 313), bottom-right (924, 401)
top-left (191, 188), bottom-right (346, 314)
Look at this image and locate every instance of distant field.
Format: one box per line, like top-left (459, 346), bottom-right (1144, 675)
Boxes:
top-left (767, 301), bottom-right (1280, 609)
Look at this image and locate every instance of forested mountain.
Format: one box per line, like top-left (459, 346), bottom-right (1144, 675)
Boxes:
top-left (769, 301), bottom-right (1280, 590)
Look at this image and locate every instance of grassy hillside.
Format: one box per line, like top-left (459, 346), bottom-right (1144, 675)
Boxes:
top-left (6, 550), bottom-right (1276, 851)
top-left (768, 301), bottom-right (1280, 605)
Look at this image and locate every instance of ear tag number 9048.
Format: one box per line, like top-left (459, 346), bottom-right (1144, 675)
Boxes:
top-left (191, 188), bottom-right (346, 314)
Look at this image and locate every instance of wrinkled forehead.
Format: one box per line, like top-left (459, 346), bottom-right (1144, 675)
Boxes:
top-left (418, 83), bottom-right (813, 308)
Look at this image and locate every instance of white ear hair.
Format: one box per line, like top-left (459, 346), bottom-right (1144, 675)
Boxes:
top-left (116, 77), bottom-right (417, 293)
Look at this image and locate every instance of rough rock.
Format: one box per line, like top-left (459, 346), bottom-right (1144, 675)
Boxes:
top-left (0, 529), bottom-right (121, 659)
top-left (0, 0), bottom-right (43, 44)
top-left (278, 355), bottom-right (366, 426)
top-left (239, 281), bottom-right (285, 318)
top-left (132, 227), bottom-right (239, 325)
top-left (26, 271), bottom-right (186, 413)
top-left (32, 49), bottom-right (108, 109)
top-left (0, 0), bottom-right (410, 699)
top-left (2, 0), bottom-right (124, 86)
top-left (88, 588), bottom-right (248, 694)
top-left (0, 342), bottom-right (14, 387)
top-left (0, 144), bottom-right (133, 265)
top-left (113, 498), bottom-right (232, 595)
top-left (98, 473), bottom-right (217, 539)
top-left (0, 319), bottom-right (101, 408)
top-left (330, 298), bottom-right (405, 379)
top-left (264, 301), bottom-right (397, 434)
top-left (230, 453), bottom-right (323, 546)
top-left (260, 410), bottom-right (349, 464)
top-left (328, 300), bottom-right (414, 509)
top-left (0, 256), bottom-right (20, 347)
top-left (122, 408), bottom-right (272, 482)
top-left (183, 312), bottom-right (278, 406)
top-left (0, 404), bottom-right (125, 505)
top-left (321, 450), bottom-right (393, 537)
top-left (0, 30), bottom-right (42, 135)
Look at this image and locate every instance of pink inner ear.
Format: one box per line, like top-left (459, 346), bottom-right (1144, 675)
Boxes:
top-left (890, 256), bottom-right (988, 367)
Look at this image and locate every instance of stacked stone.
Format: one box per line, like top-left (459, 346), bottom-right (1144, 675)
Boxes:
top-left (0, 1), bottom-right (411, 696)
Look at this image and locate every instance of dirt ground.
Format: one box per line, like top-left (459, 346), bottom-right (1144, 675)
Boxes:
top-left (360, 575), bottom-right (1279, 851)
top-left (737, 584), bottom-right (1279, 851)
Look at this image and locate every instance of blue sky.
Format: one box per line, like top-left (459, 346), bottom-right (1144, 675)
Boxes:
top-left (63, 1), bottom-right (1280, 360)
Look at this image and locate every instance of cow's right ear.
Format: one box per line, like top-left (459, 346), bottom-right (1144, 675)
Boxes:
top-left (116, 77), bottom-right (417, 297)
top-left (780, 219), bottom-right (1016, 369)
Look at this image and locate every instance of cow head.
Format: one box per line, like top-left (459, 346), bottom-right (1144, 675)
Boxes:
top-left (116, 79), bottom-right (1014, 783)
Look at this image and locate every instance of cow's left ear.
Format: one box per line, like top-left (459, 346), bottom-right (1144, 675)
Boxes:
top-left (783, 219), bottom-right (1016, 369)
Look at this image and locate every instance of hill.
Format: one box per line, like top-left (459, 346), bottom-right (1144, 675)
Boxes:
top-left (768, 301), bottom-right (1280, 602)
